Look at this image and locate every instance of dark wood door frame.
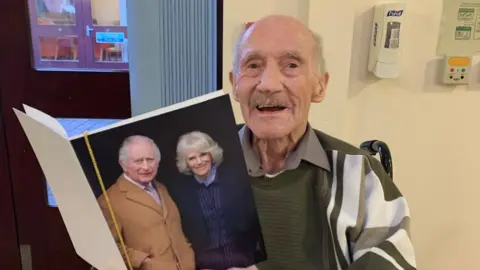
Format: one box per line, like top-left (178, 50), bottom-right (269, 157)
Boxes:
top-left (0, 90), bottom-right (21, 270)
top-left (0, 0), bottom-right (131, 269)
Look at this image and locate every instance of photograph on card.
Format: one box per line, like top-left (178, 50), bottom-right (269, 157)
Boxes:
top-left (69, 94), bottom-right (267, 270)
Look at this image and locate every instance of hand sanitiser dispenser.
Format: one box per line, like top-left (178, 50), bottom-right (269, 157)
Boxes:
top-left (367, 2), bottom-right (406, 79)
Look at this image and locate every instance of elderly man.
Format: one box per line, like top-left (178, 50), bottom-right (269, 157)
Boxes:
top-left (97, 135), bottom-right (195, 270)
top-left (228, 15), bottom-right (416, 270)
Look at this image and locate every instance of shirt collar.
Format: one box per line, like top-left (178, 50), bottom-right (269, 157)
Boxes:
top-left (123, 173), bottom-right (153, 190)
top-left (238, 123), bottom-right (331, 177)
top-left (194, 164), bottom-right (217, 186)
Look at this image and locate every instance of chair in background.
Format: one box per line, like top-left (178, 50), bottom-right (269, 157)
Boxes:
top-left (360, 140), bottom-right (394, 181)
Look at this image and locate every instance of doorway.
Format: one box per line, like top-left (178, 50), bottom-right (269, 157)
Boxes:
top-left (27, 0), bottom-right (129, 72)
top-left (0, 0), bottom-right (131, 268)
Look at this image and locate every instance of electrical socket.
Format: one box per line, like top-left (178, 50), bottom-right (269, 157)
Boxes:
top-left (443, 55), bottom-right (471, 85)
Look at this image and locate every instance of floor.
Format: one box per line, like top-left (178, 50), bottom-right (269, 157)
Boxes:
top-left (46, 118), bottom-right (122, 207)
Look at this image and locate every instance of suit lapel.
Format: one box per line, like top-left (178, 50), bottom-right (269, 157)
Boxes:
top-left (155, 182), bottom-right (169, 218)
top-left (117, 176), bottom-right (164, 216)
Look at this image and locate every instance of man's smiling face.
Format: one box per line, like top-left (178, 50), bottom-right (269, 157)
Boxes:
top-left (230, 15), bottom-right (328, 140)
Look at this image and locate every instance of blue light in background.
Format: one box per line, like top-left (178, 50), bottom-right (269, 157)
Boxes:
top-left (46, 118), bottom-right (122, 207)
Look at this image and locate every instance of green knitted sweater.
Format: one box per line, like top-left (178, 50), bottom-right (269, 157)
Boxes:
top-left (251, 163), bottom-right (322, 270)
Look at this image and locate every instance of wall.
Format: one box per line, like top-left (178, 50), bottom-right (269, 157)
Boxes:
top-left (223, 0), bottom-right (480, 269)
top-left (346, 1), bottom-right (480, 269)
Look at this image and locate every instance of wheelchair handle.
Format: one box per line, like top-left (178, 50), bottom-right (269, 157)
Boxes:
top-left (360, 140), bottom-right (393, 181)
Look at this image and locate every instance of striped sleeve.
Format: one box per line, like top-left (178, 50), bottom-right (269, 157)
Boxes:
top-left (346, 154), bottom-right (417, 270)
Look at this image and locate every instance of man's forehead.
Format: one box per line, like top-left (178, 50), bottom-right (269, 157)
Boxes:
top-left (130, 151), bottom-right (155, 158)
top-left (129, 142), bottom-right (153, 153)
top-left (239, 29), bottom-right (314, 59)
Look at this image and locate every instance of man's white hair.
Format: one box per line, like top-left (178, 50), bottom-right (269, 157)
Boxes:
top-left (118, 135), bottom-right (161, 163)
top-left (232, 26), bottom-right (327, 76)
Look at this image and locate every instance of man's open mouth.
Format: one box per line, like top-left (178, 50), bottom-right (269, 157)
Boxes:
top-left (256, 105), bottom-right (287, 112)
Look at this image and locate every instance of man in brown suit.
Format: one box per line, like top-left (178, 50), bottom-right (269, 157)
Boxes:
top-left (97, 135), bottom-right (195, 270)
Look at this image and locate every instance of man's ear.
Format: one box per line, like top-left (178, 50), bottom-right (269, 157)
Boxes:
top-left (229, 71), bottom-right (234, 85)
top-left (119, 160), bottom-right (127, 172)
top-left (312, 72), bottom-right (329, 103)
top-left (229, 71), bottom-right (239, 101)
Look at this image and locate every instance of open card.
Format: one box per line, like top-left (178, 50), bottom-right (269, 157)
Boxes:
top-left (14, 91), bottom-right (266, 270)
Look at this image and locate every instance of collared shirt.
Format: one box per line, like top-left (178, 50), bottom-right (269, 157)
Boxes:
top-left (194, 164), bottom-right (217, 187)
top-left (238, 124), bottom-right (331, 177)
top-left (123, 173), bottom-right (161, 205)
top-left (238, 124), bottom-right (417, 270)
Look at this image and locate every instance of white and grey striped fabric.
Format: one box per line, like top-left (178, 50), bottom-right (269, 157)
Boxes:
top-left (322, 149), bottom-right (416, 270)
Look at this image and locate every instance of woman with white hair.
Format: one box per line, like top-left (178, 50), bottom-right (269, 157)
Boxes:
top-left (175, 131), bottom-right (224, 182)
top-left (166, 131), bottom-right (265, 270)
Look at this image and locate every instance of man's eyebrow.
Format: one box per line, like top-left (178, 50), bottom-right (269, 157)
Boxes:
top-left (240, 51), bottom-right (264, 63)
top-left (240, 50), bottom-right (306, 63)
top-left (280, 51), bottom-right (305, 62)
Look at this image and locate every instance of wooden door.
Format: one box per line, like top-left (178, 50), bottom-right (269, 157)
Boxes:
top-left (28, 0), bottom-right (129, 72)
top-left (0, 0), bottom-right (131, 269)
top-left (83, 0), bottom-right (129, 71)
top-left (0, 93), bottom-right (21, 270)
top-left (27, 0), bottom-right (88, 71)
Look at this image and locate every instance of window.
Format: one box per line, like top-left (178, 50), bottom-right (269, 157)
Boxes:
top-left (27, 0), bottom-right (129, 72)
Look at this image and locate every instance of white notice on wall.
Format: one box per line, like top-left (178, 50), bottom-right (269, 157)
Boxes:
top-left (437, 0), bottom-right (480, 54)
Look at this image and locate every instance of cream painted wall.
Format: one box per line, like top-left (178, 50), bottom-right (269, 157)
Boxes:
top-left (223, 0), bottom-right (479, 269)
top-left (346, 0), bottom-right (480, 269)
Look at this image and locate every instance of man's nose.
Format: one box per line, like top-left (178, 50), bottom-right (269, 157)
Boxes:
top-left (257, 61), bottom-right (283, 93)
top-left (140, 160), bottom-right (149, 169)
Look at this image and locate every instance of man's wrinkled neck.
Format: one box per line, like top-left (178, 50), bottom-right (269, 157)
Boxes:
top-left (253, 122), bottom-right (308, 174)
